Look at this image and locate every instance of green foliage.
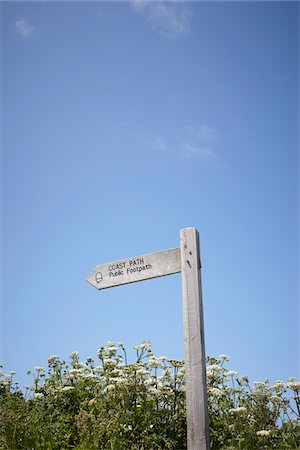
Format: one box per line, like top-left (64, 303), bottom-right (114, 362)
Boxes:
top-left (0, 342), bottom-right (299, 449)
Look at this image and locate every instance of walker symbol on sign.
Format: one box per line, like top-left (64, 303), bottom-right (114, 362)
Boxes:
top-left (95, 272), bottom-right (103, 284)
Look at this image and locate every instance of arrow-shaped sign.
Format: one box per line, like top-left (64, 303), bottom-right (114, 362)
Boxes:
top-left (87, 247), bottom-right (181, 290)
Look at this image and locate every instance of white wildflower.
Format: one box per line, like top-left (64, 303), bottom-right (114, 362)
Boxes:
top-left (168, 359), bottom-right (184, 367)
top-left (161, 388), bottom-right (173, 397)
top-left (272, 380), bottom-right (285, 389)
top-left (209, 387), bottom-right (223, 397)
top-left (140, 340), bottom-right (150, 349)
top-left (106, 341), bottom-right (116, 347)
top-left (81, 373), bottom-right (98, 381)
top-left (270, 395), bottom-right (282, 403)
top-left (136, 368), bottom-right (149, 376)
top-left (286, 381), bottom-right (300, 391)
top-left (219, 354), bottom-right (230, 361)
top-left (225, 370), bottom-right (238, 377)
top-left (115, 377), bottom-right (129, 386)
top-left (229, 406), bottom-right (247, 414)
top-left (76, 362), bottom-right (86, 369)
top-left (68, 368), bottom-right (81, 376)
top-left (61, 386), bottom-right (75, 393)
top-left (253, 381), bottom-right (268, 389)
top-left (149, 387), bottom-right (160, 396)
top-left (103, 384), bottom-right (115, 393)
top-left (117, 341), bottom-right (123, 347)
top-left (257, 430), bottom-right (271, 436)
top-left (148, 359), bottom-right (163, 369)
top-left (207, 364), bottom-right (224, 373)
top-left (34, 393), bottom-right (44, 399)
top-left (103, 358), bottom-right (117, 366)
top-left (239, 376), bottom-right (249, 386)
top-left (34, 366), bottom-right (44, 372)
top-left (207, 364), bottom-right (223, 372)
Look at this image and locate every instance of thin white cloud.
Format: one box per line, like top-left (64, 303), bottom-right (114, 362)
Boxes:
top-left (15, 18), bottom-right (34, 38)
top-left (151, 137), bottom-right (168, 152)
top-left (185, 124), bottom-right (215, 141)
top-left (180, 124), bottom-right (217, 161)
top-left (181, 143), bottom-right (216, 160)
top-left (131, 0), bottom-right (191, 38)
top-left (111, 121), bottom-right (223, 166)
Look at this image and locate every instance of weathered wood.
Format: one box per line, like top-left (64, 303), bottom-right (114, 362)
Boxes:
top-left (180, 228), bottom-right (210, 450)
top-left (87, 248), bottom-right (181, 290)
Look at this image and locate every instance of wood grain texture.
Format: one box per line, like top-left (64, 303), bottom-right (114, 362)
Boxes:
top-left (87, 248), bottom-right (181, 290)
top-left (180, 228), bottom-right (210, 450)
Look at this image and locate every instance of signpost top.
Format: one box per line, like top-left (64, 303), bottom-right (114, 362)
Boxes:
top-left (86, 247), bottom-right (181, 290)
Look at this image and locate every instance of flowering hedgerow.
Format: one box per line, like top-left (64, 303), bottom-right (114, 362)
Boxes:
top-left (0, 340), bottom-right (299, 449)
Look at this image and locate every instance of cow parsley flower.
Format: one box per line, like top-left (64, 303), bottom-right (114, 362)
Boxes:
top-left (219, 354), bottom-right (230, 361)
top-left (207, 364), bottom-right (224, 373)
top-left (48, 355), bottom-right (59, 364)
top-left (103, 358), bottom-right (117, 366)
top-left (34, 393), bottom-right (44, 399)
top-left (209, 387), bottom-right (223, 397)
top-left (168, 359), bottom-right (184, 367)
top-left (257, 430), bottom-right (271, 437)
top-left (68, 368), bottom-right (83, 377)
top-left (239, 376), bottom-right (249, 386)
top-left (286, 381), bottom-right (300, 391)
top-left (61, 386), bottom-right (75, 393)
top-left (140, 340), bottom-right (151, 349)
top-left (270, 395), bottom-right (282, 403)
top-left (106, 341), bottom-right (116, 347)
top-left (149, 359), bottom-right (163, 369)
top-left (136, 368), bottom-right (149, 376)
top-left (103, 384), bottom-right (115, 393)
top-left (229, 407), bottom-right (247, 414)
top-left (225, 370), bottom-right (238, 377)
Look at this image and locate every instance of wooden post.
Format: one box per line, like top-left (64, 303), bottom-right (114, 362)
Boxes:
top-left (180, 228), bottom-right (210, 450)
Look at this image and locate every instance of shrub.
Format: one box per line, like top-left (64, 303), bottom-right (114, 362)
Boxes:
top-left (0, 341), bottom-right (299, 449)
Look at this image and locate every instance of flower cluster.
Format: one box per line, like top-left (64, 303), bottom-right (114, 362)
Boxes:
top-left (206, 354), bottom-right (300, 448)
top-left (0, 343), bottom-right (299, 449)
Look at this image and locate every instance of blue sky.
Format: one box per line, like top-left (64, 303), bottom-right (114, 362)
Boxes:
top-left (1, 1), bottom-right (299, 390)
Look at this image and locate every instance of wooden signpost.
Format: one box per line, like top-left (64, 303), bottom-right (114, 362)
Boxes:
top-left (87, 227), bottom-right (210, 450)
